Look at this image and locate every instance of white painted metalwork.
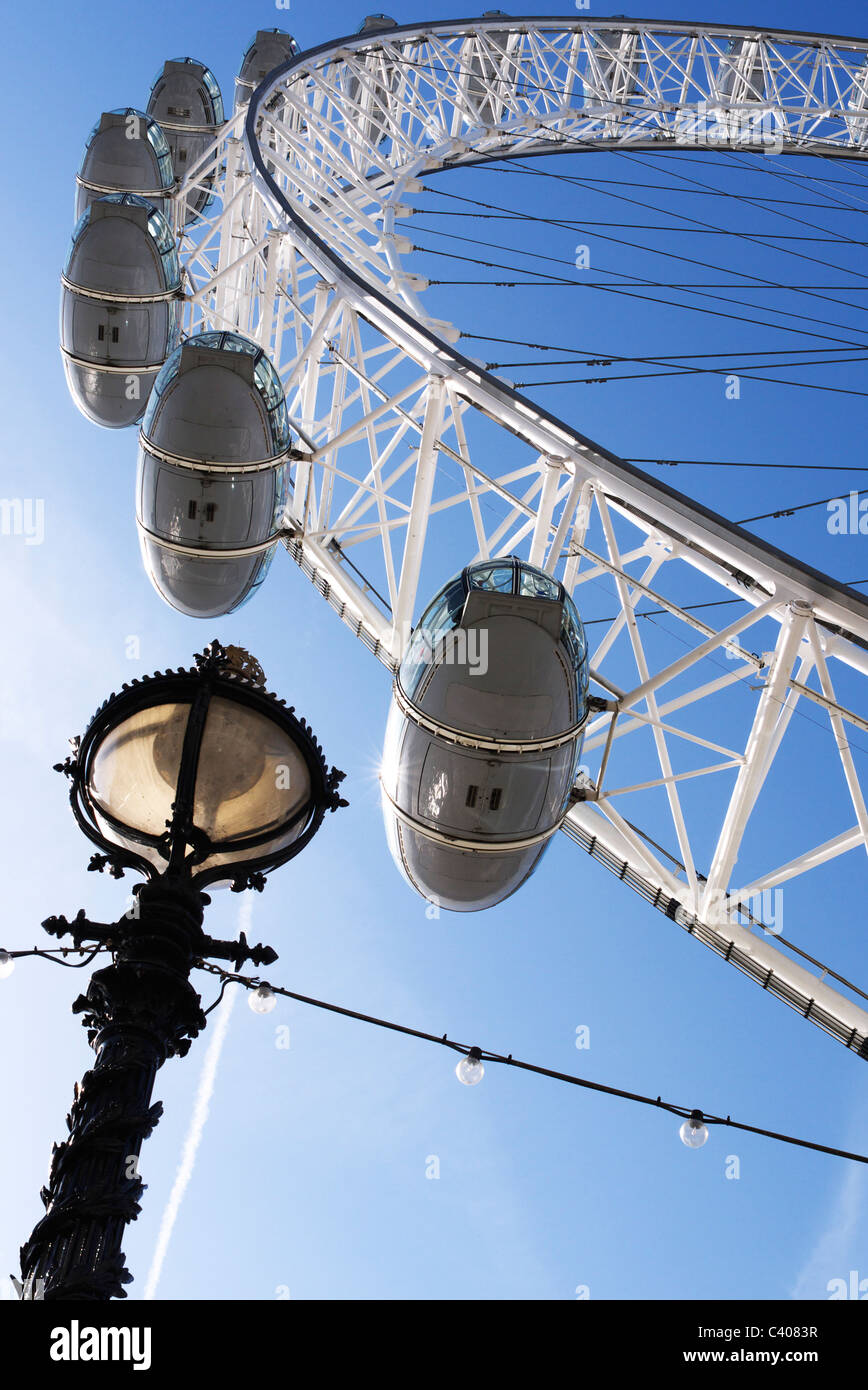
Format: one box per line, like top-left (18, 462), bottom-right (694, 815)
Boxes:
top-left (167, 18), bottom-right (868, 1056)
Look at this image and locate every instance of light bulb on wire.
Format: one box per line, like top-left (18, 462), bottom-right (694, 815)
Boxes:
top-left (679, 1110), bottom-right (709, 1149)
top-left (0, 950), bottom-right (13, 979)
top-left (249, 984), bottom-right (276, 1015)
top-left (455, 1047), bottom-right (484, 1086)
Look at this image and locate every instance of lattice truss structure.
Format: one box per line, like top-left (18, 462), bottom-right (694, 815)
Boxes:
top-left (168, 19), bottom-right (868, 1054)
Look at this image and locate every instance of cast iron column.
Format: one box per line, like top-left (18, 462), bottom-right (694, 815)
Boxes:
top-left (20, 881), bottom-right (210, 1300)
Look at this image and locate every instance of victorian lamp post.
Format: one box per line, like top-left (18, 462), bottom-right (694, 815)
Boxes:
top-left (17, 640), bottom-right (346, 1300)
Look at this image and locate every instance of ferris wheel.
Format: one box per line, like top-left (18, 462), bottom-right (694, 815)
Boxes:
top-left (61, 16), bottom-right (868, 1062)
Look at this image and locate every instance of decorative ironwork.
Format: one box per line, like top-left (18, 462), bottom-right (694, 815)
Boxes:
top-left (19, 643), bottom-right (344, 1298)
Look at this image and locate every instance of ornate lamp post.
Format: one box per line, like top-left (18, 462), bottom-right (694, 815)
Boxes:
top-left (18, 640), bottom-right (346, 1300)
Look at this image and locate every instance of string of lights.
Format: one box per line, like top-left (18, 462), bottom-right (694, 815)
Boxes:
top-left (0, 945), bottom-right (109, 975)
top-left (191, 960), bottom-right (868, 1167)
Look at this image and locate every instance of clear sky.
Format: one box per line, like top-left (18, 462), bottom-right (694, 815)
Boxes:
top-left (1, 0), bottom-right (868, 1303)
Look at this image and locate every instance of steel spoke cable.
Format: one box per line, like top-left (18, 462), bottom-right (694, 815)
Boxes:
top-left (721, 146), bottom-right (868, 217)
top-left (412, 209), bottom-right (868, 243)
top-left (467, 280), bottom-right (868, 372)
top-left (546, 148), bottom-right (868, 246)
top-left (417, 178), bottom-right (868, 289)
top-left (479, 155), bottom-right (868, 289)
top-left (416, 183), bottom-right (868, 346)
top-left (738, 491), bottom-right (868, 524)
top-left (601, 591), bottom-right (868, 759)
top-left (584, 579), bottom-right (868, 624)
top-left (412, 217), bottom-right (868, 297)
top-left (508, 357), bottom-right (868, 394)
top-left (462, 330), bottom-right (868, 367)
top-left (414, 193), bottom-right (868, 305)
top-left (492, 355), bottom-right (868, 369)
top-left (624, 458), bottom-right (868, 473)
top-left (575, 150), bottom-right (868, 190)
top-left (476, 162), bottom-right (868, 207)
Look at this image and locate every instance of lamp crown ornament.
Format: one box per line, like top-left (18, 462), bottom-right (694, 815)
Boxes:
top-left (193, 639), bottom-right (267, 687)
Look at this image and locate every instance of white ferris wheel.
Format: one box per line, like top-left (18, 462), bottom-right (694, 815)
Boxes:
top-left (62, 16), bottom-right (868, 1063)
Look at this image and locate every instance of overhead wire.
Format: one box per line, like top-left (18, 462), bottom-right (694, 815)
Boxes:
top-left (198, 961), bottom-right (868, 1168)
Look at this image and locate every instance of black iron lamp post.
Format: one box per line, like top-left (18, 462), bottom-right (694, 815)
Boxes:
top-left (18, 640), bottom-right (346, 1300)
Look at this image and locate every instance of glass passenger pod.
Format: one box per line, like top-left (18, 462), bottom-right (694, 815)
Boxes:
top-left (147, 58), bottom-right (224, 223)
top-left (137, 331), bottom-right (290, 618)
top-left (235, 30), bottom-right (300, 110)
top-left (399, 557), bottom-right (589, 724)
top-left (581, 28), bottom-right (640, 109)
top-left (357, 14), bottom-right (397, 32)
top-left (381, 558), bottom-right (590, 911)
top-left (75, 109), bottom-right (175, 222)
top-left (60, 194), bottom-right (181, 429)
top-left (456, 12), bottom-right (517, 130)
top-left (382, 796), bottom-right (554, 912)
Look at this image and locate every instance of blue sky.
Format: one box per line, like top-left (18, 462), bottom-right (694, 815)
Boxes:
top-left (1, 0), bottom-right (868, 1302)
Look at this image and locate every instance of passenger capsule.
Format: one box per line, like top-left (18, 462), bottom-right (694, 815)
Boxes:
top-left (60, 194), bottom-right (182, 429)
top-left (235, 29), bottom-right (300, 110)
top-left (147, 58), bottom-right (224, 223)
top-left (381, 558), bottom-right (590, 912)
top-left (75, 109), bottom-right (175, 222)
top-left (346, 15), bottom-right (399, 153)
top-left (137, 331), bottom-right (290, 619)
top-left (358, 13), bottom-right (397, 33)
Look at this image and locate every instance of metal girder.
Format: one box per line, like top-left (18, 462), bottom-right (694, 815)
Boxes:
top-left (164, 17), bottom-right (868, 1057)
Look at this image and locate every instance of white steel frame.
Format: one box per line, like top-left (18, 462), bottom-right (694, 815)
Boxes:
top-left (166, 18), bottom-right (868, 1055)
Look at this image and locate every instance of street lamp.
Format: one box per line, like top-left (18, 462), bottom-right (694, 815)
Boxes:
top-left (17, 640), bottom-right (346, 1300)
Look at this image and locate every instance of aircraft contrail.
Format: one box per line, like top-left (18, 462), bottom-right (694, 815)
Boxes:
top-left (142, 899), bottom-right (249, 1300)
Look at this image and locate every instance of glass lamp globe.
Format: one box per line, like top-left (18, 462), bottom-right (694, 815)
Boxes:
top-left (680, 1115), bottom-right (709, 1149)
top-left (249, 984), bottom-right (277, 1014)
top-left (0, 950), bottom-right (14, 979)
top-left (455, 1052), bottom-right (484, 1086)
top-left (64, 642), bottom-right (345, 890)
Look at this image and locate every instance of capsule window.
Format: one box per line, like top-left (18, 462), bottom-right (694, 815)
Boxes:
top-left (465, 785), bottom-right (479, 808)
top-left (204, 503), bottom-right (217, 522)
top-left (489, 788), bottom-right (502, 811)
top-left (111, 326), bottom-right (119, 343)
top-left (188, 500), bottom-right (198, 519)
top-left (178, 148), bottom-right (188, 163)
top-left (97, 324), bottom-right (105, 341)
top-left (168, 106), bottom-right (191, 118)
